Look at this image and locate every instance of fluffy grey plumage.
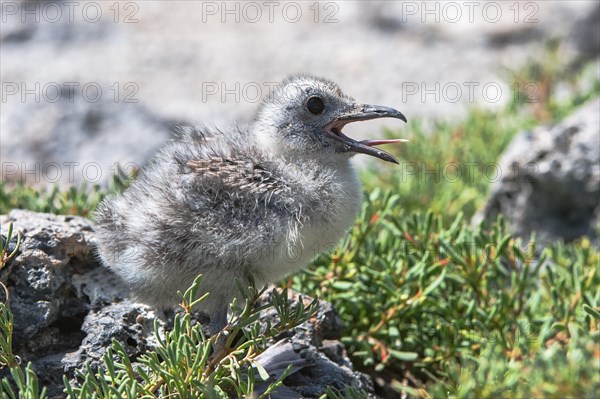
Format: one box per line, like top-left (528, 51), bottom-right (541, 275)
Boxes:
top-left (94, 75), bottom-right (407, 332)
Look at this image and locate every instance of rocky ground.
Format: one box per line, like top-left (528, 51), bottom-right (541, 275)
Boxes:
top-left (0, 209), bottom-right (373, 397)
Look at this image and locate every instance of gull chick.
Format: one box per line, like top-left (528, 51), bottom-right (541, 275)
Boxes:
top-left (94, 75), bottom-right (407, 332)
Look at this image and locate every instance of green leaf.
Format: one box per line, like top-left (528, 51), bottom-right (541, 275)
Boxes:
top-left (331, 281), bottom-right (354, 290)
top-left (583, 305), bottom-right (600, 320)
top-left (423, 268), bottom-right (447, 297)
top-left (252, 361), bottom-right (271, 382)
top-left (388, 349), bottom-right (418, 361)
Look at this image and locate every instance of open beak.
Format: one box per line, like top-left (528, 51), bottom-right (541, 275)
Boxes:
top-left (326, 104), bottom-right (408, 163)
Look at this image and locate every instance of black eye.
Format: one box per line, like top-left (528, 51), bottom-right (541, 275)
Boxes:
top-left (306, 96), bottom-right (325, 115)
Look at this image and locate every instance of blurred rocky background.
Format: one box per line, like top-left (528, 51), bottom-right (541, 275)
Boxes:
top-left (1, 0), bottom-right (598, 187)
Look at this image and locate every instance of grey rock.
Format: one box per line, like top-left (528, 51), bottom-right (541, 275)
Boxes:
top-left (476, 98), bottom-right (600, 245)
top-left (0, 209), bottom-right (374, 397)
top-left (254, 290), bottom-right (374, 397)
top-left (0, 210), bottom-right (99, 343)
top-left (61, 302), bottom-right (163, 376)
top-left (0, 209), bottom-right (126, 395)
top-left (571, 4), bottom-right (600, 60)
